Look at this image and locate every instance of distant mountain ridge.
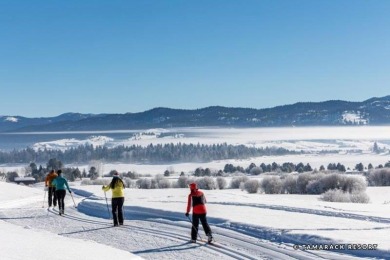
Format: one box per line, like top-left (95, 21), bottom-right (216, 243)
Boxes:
top-left (1, 96), bottom-right (390, 132)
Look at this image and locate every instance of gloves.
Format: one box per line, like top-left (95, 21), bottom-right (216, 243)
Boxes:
top-left (69, 190), bottom-right (72, 194)
top-left (102, 185), bottom-right (105, 189)
top-left (185, 213), bottom-right (189, 217)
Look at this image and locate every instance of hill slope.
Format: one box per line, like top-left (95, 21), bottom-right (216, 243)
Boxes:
top-left (2, 96), bottom-right (390, 132)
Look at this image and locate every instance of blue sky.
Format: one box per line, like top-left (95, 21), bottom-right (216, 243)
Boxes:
top-left (1, 0), bottom-right (389, 117)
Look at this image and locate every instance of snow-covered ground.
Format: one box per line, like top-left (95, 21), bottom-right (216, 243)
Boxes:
top-left (2, 126), bottom-right (390, 176)
top-left (3, 149), bottom-right (390, 178)
top-left (1, 181), bottom-right (389, 259)
top-left (1, 126), bottom-right (390, 259)
top-left (0, 182), bottom-right (140, 260)
top-left (28, 126), bottom-right (390, 153)
top-left (14, 126), bottom-right (390, 175)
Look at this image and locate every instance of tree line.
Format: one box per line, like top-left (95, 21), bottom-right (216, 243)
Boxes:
top-left (189, 161), bottom-right (390, 177)
top-left (0, 143), bottom-right (300, 164)
top-left (3, 158), bottom-right (97, 183)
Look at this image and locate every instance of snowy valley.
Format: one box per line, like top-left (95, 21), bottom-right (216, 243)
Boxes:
top-left (1, 181), bottom-right (389, 259)
top-left (1, 126), bottom-right (390, 259)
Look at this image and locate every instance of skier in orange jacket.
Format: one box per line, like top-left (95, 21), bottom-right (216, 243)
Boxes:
top-left (45, 170), bottom-right (58, 208)
top-left (185, 182), bottom-right (213, 243)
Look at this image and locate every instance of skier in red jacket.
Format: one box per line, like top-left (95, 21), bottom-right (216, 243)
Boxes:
top-left (185, 182), bottom-right (213, 243)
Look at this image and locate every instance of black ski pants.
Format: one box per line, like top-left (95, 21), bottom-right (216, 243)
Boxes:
top-left (191, 213), bottom-right (212, 240)
top-left (56, 190), bottom-right (66, 211)
top-left (112, 197), bottom-right (124, 226)
top-left (48, 186), bottom-right (57, 207)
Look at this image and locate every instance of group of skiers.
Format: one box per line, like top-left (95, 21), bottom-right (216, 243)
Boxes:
top-left (45, 170), bottom-right (213, 243)
top-left (44, 169), bottom-right (72, 215)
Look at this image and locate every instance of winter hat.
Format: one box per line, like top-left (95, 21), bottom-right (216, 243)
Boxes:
top-left (189, 183), bottom-right (197, 190)
top-left (113, 171), bottom-right (119, 176)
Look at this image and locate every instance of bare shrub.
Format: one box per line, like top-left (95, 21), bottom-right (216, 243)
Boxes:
top-left (239, 182), bottom-right (245, 191)
top-left (319, 174), bottom-right (345, 192)
top-left (294, 173), bottom-right (366, 194)
top-left (321, 189), bottom-right (351, 203)
top-left (155, 174), bottom-right (163, 181)
top-left (282, 175), bottom-right (298, 194)
top-left (350, 192), bottom-right (370, 203)
top-left (123, 171), bottom-right (140, 179)
top-left (230, 175), bottom-right (249, 189)
top-left (368, 168), bottom-right (390, 186)
top-left (321, 189), bottom-right (369, 203)
top-left (250, 167), bottom-right (263, 175)
top-left (157, 178), bottom-right (172, 189)
top-left (136, 178), bottom-right (152, 189)
top-left (196, 177), bottom-right (216, 190)
top-left (216, 177), bottom-right (227, 190)
top-left (341, 176), bottom-right (367, 193)
top-left (318, 174), bottom-right (366, 193)
top-left (81, 179), bottom-right (93, 185)
top-left (296, 173), bottom-right (322, 194)
top-left (151, 179), bottom-right (159, 189)
top-left (176, 176), bottom-right (189, 188)
top-left (244, 179), bottom-right (260, 193)
top-left (81, 178), bottom-right (110, 186)
top-left (261, 176), bottom-right (282, 194)
top-left (306, 179), bottom-right (324, 194)
top-left (123, 177), bottom-right (136, 188)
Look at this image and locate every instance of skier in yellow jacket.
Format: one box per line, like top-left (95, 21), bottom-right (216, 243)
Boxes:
top-left (102, 171), bottom-right (125, 226)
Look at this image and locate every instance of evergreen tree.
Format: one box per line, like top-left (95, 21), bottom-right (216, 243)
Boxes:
top-left (82, 169), bottom-right (87, 178)
top-left (29, 162), bottom-right (38, 175)
top-left (47, 158), bottom-right (63, 171)
top-left (88, 167), bottom-right (99, 180)
top-left (355, 162), bottom-right (364, 172)
top-left (372, 142), bottom-right (380, 154)
top-left (336, 163), bottom-right (346, 172)
top-left (296, 162), bottom-right (305, 172)
top-left (246, 163), bottom-right (256, 173)
top-left (303, 163), bottom-right (312, 172)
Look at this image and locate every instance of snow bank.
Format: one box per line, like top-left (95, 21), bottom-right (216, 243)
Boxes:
top-left (0, 221), bottom-right (141, 260)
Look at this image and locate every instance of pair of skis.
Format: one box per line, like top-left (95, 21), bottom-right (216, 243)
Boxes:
top-left (191, 239), bottom-right (220, 248)
top-left (186, 215), bottom-right (219, 246)
top-left (47, 207), bottom-right (65, 216)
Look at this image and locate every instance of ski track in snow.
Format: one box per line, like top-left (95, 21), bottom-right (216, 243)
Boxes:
top-left (208, 202), bottom-right (390, 224)
top-left (0, 193), bottom-right (375, 260)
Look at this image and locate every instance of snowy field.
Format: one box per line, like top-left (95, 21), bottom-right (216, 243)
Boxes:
top-left (0, 181), bottom-right (389, 259)
top-left (1, 126), bottom-right (390, 259)
top-left (2, 126), bottom-right (390, 176)
top-left (29, 126), bottom-right (390, 153)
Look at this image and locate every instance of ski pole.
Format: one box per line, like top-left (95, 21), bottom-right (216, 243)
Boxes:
top-left (42, 189), bottom-right (47, 208)
top-left (104, 191), bottom-right (111, 219)
top-left (187, 215), bottom-right (202, 241)
top-left (70, 191), bottom-right (77, 208)
top-left (121, 203), bottom-right (125, 223)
